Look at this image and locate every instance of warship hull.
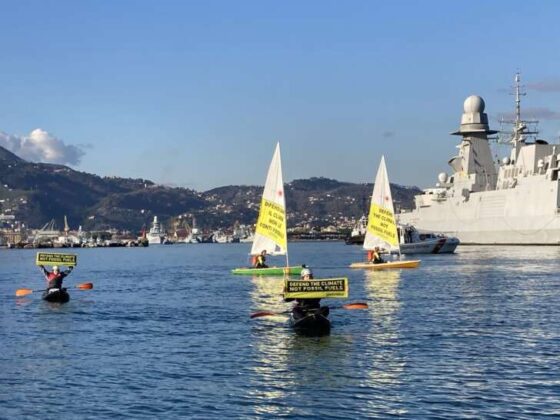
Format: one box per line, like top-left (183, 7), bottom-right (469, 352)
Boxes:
top-left (399, 177), bottom-right (560, 245)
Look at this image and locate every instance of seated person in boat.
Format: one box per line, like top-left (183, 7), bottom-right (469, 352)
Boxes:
top-left (368, 247), bottom-right (385, 264)
top-left (285, 266), bottom-right (329, 317)
top-left (253, 250), bottom-right (268, 268)
top-left (40, 265), bottom-right (73, 289)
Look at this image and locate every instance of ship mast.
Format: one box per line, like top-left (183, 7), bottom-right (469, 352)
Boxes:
top-left (512, 72), bottom-right (526, 147)
top-left (508, 73), bottom-right (538, 155)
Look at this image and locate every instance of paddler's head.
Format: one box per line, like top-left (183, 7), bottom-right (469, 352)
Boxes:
top-left (52, 265), bottom-right (59, 273)
top-left (300, 267), bottom-right (313, 280)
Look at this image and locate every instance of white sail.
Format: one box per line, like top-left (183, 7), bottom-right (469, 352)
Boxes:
top-left (250, 143), bottom-right (288, 256)
top-left (363, 155), bottom-right (400, 253)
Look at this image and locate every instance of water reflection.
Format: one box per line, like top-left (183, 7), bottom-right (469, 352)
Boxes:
top-left (363, 270), bottom-right (406, 411)
top-left (247, 274), bottom-right (356, 417)
top-left (249, 276), bottom-right (286, 312)
top-left (248, 275), bottom-right (290, 415)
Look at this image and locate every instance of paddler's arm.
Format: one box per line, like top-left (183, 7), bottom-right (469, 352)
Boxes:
top-left (39, 265), bottom-right (49, 281)
top-left (62, 266), bottom-right (74, 277)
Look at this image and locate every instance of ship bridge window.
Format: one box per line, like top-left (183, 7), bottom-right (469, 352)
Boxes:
top-left (449, 176), bottom-right (454, 183)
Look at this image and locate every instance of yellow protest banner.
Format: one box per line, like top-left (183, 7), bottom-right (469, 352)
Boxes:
top-left (368, 203), bottom-right (399, 247)
top-left (255, 198), bottom-right (287, 249)
top-left (284, 278), bottom-right (348, 299)
top-left (36, 252), bottom-right (78, 267)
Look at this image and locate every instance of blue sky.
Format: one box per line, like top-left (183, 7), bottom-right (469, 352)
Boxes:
top-left (1, 1), bottom-right (560, 190)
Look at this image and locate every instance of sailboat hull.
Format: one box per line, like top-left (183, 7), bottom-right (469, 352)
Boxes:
top-left (231, 266), bottom-right (302, 276)
top-left (349, 260), bottom-right (421, 270)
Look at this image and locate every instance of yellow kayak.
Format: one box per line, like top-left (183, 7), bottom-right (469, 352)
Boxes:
top-left (349, 260), bottom-right (421, 270)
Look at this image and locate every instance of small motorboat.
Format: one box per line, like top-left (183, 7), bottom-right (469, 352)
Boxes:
top-left (397, 224), bottom-right (460, 254)
top-left (346, 222), bottom-right (459, 254)
top-left (42, 288), bottom-right (70, 303)
top-left (290, 306), bottom-right (331, 336)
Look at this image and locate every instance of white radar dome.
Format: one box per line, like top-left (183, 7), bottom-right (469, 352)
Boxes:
top-left (438, 172), bottom-right (448, 184)
top-left (463, 95), bottom-right (485, 113)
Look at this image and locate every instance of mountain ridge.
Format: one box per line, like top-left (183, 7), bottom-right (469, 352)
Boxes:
top-left (0, 146), bottom-right (422, 231)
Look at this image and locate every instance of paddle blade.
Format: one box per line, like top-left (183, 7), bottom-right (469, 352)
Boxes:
top-left (76, 282), bottom-right (93, 290)
top-left (250, 311), bottom-right (279, 319)
top-left (16, 288), bottom-right (33, 297)
top-left (342, 302), bottom-right (368, 310)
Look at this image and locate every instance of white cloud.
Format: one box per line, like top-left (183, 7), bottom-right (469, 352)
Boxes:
top-left (0, 129), bottom-right (85, 165)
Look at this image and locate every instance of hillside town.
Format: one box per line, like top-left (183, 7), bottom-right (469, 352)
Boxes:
top-left (0, 212), bottom-right (358, 248)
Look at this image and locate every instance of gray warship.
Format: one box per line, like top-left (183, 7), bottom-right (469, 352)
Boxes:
top-left (399, 74), bottom-right (560, 244)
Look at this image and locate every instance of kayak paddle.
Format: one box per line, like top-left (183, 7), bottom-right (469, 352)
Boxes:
top-left (250, 302), bottom-right (368, 318)
top-left (16, 282), bottom-right (93, 297)
top-left (250, 310), bottom-right (290, 319)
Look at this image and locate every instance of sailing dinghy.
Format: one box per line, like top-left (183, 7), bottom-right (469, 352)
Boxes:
top-left (350, 156), bottom-right (420, 270)
top-left (232, 143), bottom-right (301, 276)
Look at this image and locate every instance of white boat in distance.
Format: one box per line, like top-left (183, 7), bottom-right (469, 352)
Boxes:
top-left (346, 217), bottom-right (458, 253)
top-left (147, 216), bottom-right (166, 244)
top-left (396, 225), bottom-right (459, 254)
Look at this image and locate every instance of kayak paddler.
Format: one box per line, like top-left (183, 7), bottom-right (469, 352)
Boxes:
top-left (284, 266), bottom-right (329, 317)
top-left (39, 265), bottom-right (74, 289)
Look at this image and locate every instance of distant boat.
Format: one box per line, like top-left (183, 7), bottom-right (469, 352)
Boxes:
top-left (396, 224), bottom-right (459, 254)
top-left (345, 215), bottom-right (367, 245)
top-left (147, 216), bottom-right (166, 245)
top-left (346, 221), bottom-right (459, 254)
top-left (213, 231), bottom-right (230, 243)
top-left (239, 233), bottom-right (254, 243)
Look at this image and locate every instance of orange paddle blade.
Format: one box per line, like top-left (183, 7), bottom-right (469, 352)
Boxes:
top-left (76, 282), bottom-right (93, 290)
top-left (342, 302), bottom-right (368, 310)
top-left (16, 288), bottom-right (33, 297)
top-left (250, 311), bottom-right (279, 319)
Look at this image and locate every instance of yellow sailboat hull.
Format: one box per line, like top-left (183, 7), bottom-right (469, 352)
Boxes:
top-left (349, 260), bottom-right (421, 270)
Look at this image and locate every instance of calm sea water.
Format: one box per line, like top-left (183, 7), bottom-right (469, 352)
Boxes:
top-left (1, 242), bottom-right (559, 418)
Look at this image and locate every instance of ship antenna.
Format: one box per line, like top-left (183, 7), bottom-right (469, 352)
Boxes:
top-left (511, 72), bottom-right (526, 146)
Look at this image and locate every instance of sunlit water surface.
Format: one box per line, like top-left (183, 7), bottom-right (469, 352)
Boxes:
top-left (1, 243), bottom-right (559, 418)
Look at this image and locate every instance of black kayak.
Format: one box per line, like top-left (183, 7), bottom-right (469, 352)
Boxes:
top-left (42, 288), bottom-right (70, 303)
top-left (290, 306), bottom-right (331, 336)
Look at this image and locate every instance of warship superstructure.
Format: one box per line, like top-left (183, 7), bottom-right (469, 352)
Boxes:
top-left (399, 74), bottom-right (560, 244)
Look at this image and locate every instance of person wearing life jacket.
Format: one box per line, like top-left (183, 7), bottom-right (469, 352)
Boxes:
top-left (253, 250), bottom-right (268, 268)
top-left (40, 265), bottom-right (74, 289)
top-left (285, 266), bottom-right (329, 317)
top-left (368, 247), bottom-right (385, 264)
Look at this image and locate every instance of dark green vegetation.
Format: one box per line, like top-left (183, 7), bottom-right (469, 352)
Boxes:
top-left (0, 146), bottom-right (420, 231)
